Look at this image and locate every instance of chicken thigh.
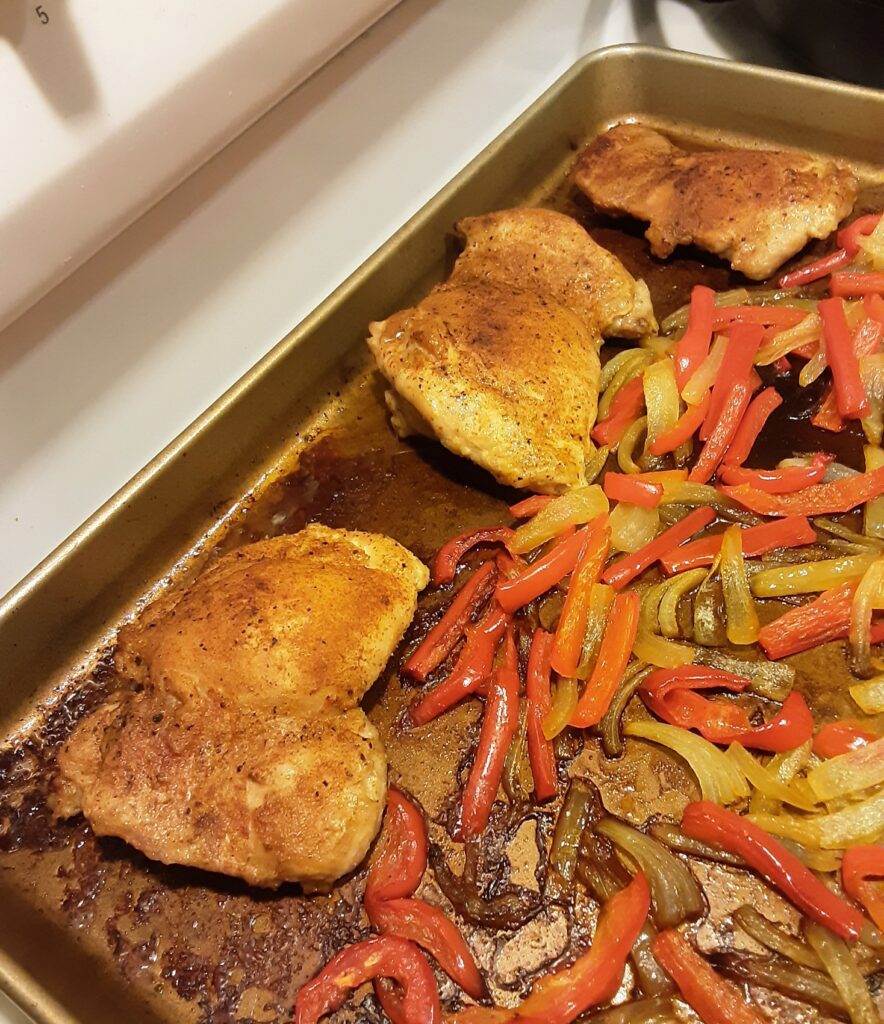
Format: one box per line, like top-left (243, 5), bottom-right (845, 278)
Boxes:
top-left (574, 124), bottom-right (859, 280)
top-left (54, 524), bottom-right (429, 889)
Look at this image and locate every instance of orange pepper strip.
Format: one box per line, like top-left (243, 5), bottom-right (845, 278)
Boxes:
top-left (819, 296), bottom-right (870, 419)
top-left (648, 394), bottom-right (710, 456)
top-left (569, 590), bottom-right (640, 728)
top-left (674, 285), bottom-right (715, 389)
top-left (689, 381), bottom-right (751, 483)
top-left (720, 467), bottom-right (884, 517)
top-left (550, 518), bottom-right (611, 676)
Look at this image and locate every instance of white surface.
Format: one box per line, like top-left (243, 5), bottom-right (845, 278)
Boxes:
top-left (0, 1), bottom-right (792, 1014)
top-left (0, 0), bottom-right (400, 331)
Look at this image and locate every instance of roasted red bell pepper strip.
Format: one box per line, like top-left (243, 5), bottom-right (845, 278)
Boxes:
top-left (509, 494), bottom-right (554, 518)
top-left (591, 376), bottom-right (646, 446)
top-left (458, 626), bottom-right (520, 838)
top-left (842, 845), bottom-right (884, 931)
top-left (812, 386), bottom-right (847, 432)
top-left (682, 801), bottom-right (871, 940)
top-left (759, 580), bottom-right (869, 659)
top-left (525, 629), bottom-right (558, 802)
top-left (660, 515), bottom-right (815, 574)
top-left (517, 872), bottom-right (651, 1023)
top-left (602, 506), bottom-right (716, 590)
top-left (369, 898), bottom-right (485, 1000)
top-left (404, 562), bottom-right (498, 682)
top-left (410, 605), bottom-right (509, 726)
top-left (648, 394), bottom-right (710, 456)
top-left (867, 293), bottom-right (884, 325)
top-left (721, 466), bottom-right (884, 517)
top-left (813, 720), bottom-right (877, 759)
top-left (721, 387), bottom-right (783, 467)
top-left (778, 248), bottom-right (853, 289)
top-left (495, 525), bottom-right (591, 613)
top-left (365, 788), bottom-right (427, 906)
top-left (711, 306), bottom-right (808, 330)
top-left (550, 518), bottom-right (611, 676)
top-left (838, 212), bottom-right (882, 255)
top-left (652, 929), bottom-right (766, 1024)
top-left (724, 692), bottom-right (814, 753)
top-left (675, 285), bottom-right (715, 390)
top-left (718, 453), bottom-right (833, 493)
top-left (830, 271), bottom-right (884, 297)
top-left (433, 527), bottom-right (514, 585)
top-left (689, 381), bottom-right (751, 483)
top-left (569, 590), bottom-right (640, 728)
top-left (701, 323), bottom-right (763, 441)
top-left (819, 296), bottom-right (870, 419)
top-left (603, 471), bottom-right (663, 508)
top-left (294, 935), bottom-right (440, 1024)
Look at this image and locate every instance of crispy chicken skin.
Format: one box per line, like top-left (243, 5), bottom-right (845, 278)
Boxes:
top-left (367, 206), bottom-right (652, 493)
top-left (450, 208), bottom-right (657, 339)
top-left (368, 279), bottom-right (599, 494)
top-left (574, 124), bottom-right (859, 280)
top-left (54, 525), bottom-right (429, 889)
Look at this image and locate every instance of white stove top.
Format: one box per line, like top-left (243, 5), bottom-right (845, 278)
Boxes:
top-left (0, 3), bottom-right (796, 1016)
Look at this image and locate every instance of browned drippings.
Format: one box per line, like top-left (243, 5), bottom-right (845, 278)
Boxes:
top-left (0, 166), bottom-right (881, 1024)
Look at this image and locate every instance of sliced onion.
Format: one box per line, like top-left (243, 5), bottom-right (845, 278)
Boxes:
top-left (643, 358), bottom-right (681, 454)
top-left (618, 416), bottom-right (647, 473)
top-left (585, 443), bottom-right (611, 486)
top-left (808, 738), bottom-right (884, 801)
top-left (720, 526), bottom-right (760, 645)
top-left (694, 555), bottom-right (728, 648)
top-left (633, 627), bottom-right (697, 668)
top-left (624, 719), bottom-right (749, 805)
top-left (713, 952), bottom-right (849, 1020)
top-left (610, 502), bottom-right (660, 554)
top-left (600, 662), bottom-right (654, 758)
top-left (543, 676), bottom-right (579, 739)
top-left (750, 787), bottom-right (884, 849)
top-left (859, 353), bottom-right (884, 447)
top-left (755, 312), bottom-right (822, 366)
top-left (596, 816), bottom-right (704, 927)
top-left (863, 445), bottom-right (884, 540)
top-left (806, 921), bottom-right (879, 1024)
top-left (693, 648), bottom-right (794, 702)
top-left (682, 334), bottom-right (728, 405)
top-left (733, 905), bottom-right (823, 969)
top-left (727, 742), bottom-right (818, 811)
top-left (658, 568), bottom-right (707, 639)
top-left (600, 348), bottom-right (654, 398)
top-left (575, 583), bottom-right (616, 680)
top-left (849, 557), bottom-right (884, 677)
top-left (509, 485), bottom-right (609, 554)
top-left (850, 675), bottom-right (884, 714)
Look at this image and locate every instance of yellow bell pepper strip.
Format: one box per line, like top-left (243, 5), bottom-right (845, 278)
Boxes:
top-left (294, 935), bottom-right (440, 1024)
top-left (720, 386), bottom-right (784, 467)
top-left (819, 296), bottom-right (870, 419)
top-left (652, 929), bottom-right (767, 1024)
top-left (508, 486), bottom-right (609, 554)
top-left (570, 590), bottom-right (640, 727)
top-left (681, 801), bottom-right (872, 941)
top-left (674, 284), bottom-right (715, 390)
top-left (404, 561), bottom-right (498, 681)
top-left (660, 515), bottom-right (815, 574)
top-left (433, 527), bottom-right (514, 585)
top-left (849, 557), bottom-right (884, 677)
top-left (458, 626), bottom-right (520, 839)
top-left (602, 506), bottom-right (716, 590)
top-left (542, 677), bottom-right (579, 739)
top-left (551, 518), bottom-right (611, 676)
top-left (720, 466), bottom-right (884, 517)
top-left (842, 845), bottom-right (884, 931)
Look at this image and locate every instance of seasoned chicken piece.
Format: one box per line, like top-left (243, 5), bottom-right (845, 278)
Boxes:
top-left (368, 279), bottom-right (599, 493)
top-left (574, 124), bottom-right (859, 280)
top-left (450, 208), bottom-right (657, 338)
top-left (54, 524), bottom-right (428, 889)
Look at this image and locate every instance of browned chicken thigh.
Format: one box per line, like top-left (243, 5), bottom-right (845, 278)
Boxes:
top-left (574, 124), bottom-right (859, 280)
top-left (368, 207), bottom-right (652, 493)
top-left (54, 524), bottom-right (429, 889)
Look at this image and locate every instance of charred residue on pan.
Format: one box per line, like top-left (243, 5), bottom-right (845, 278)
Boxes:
top-left (0, 143), bottom-right (881, 1023)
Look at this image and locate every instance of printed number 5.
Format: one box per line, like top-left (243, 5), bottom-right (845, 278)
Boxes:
top-left (35, 5), bottom-right (49, 23)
